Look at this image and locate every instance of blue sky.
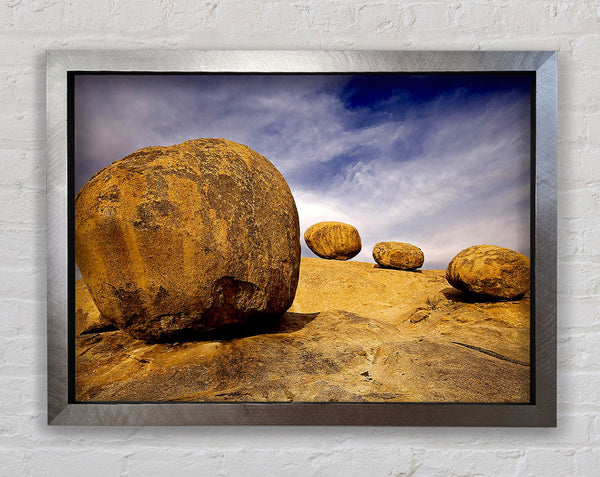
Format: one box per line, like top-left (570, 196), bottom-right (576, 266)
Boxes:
top-left (75, 73), bottom-right (531, 269)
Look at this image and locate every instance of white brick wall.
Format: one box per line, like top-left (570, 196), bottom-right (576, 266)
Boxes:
top-left (0, 0), bottom-right (598, 475)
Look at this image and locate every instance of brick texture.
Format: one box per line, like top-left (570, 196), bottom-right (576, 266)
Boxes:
top-left (0, 0), bottom-right (598, 475)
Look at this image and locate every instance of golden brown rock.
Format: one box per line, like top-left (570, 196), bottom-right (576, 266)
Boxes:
top-left (372, 242), bottom-right (424, 270)
top-left (75, 280), bottom-right (115, 335)
top-left (76, 257), bottom-right (530, 403)
top-left (304, 221), bottom-right (361, 260)
top-left (75, 138), bottom-right (300, 341)
top-left (446, 245), bottom-right (530, 299)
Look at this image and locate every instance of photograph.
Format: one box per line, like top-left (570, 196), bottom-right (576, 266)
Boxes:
top-left (72, 71), bottom-right (533, 404)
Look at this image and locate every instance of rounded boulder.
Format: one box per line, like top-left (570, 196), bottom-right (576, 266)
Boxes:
top-left (372, 242), bottom-right (424, 270)
top-left (446, 244), bottom-right (530, 299)
top-left (304, 221), bottom-right (361, 260)
top-left (75, 138), bottom-right (301, 341)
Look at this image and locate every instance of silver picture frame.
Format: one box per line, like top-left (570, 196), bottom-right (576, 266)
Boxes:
top-left (47, 50), bottom-right (557, 426)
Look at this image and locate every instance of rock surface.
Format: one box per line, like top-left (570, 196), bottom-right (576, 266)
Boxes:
top-left (372, 242), bottom-right (424, 270)
top-left (304, 221), bottom-right (361, 260)
top-left (75, 138), bottom-right (301, 341)
top-left (76, 258), bottom-right (530, 403)
top-left (75, 280), bottom-right (115, 335)
top-left (446, 245), bottom-right (530, 299)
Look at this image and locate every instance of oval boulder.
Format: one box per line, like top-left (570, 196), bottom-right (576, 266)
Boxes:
top-left (446, 244), bottom-right (530, 299)
top-left (75, 138), bottom-right (301, 341)
top-left (304, 221), bottom-right (361, 260)
top-left (372, 242), bottom-right (424, 270)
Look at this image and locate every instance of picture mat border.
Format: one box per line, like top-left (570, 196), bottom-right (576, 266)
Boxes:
top-left (47, 50), bottom-right (557, 426)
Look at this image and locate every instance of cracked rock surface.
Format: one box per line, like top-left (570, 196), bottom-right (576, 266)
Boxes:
top-left (76, 257), bottom-right (530, 403)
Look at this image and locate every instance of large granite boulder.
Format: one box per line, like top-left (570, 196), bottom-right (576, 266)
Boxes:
top-left (75, 138), bottom-right (301, 341)
top-left (372, 242), bottom-right (424, 270)
top-left (304, 221), bottom-right (361, 260)
top-left (446, 245), bottom-right (530, 299)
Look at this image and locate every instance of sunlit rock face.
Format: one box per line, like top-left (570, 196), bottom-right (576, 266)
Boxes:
top-left (75, 258), bottom-right (531, 403)
top-left (75, 138), bottom-right (300, 342)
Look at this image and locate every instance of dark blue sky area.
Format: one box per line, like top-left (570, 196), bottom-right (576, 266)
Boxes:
top-left (342, 73), bottom-right (531, 108)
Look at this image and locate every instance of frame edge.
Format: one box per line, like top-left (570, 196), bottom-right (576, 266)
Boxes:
top-left (47, 50), bottom-right (558, 426)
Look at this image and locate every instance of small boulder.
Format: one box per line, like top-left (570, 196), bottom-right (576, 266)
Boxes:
top-left (446, 245), bottom-right (530, 299)
top-left (304, 221), bottom-right (361, 260)
top-left (372, 242), bottom-right (424, 270)
top-left (75, 138), bottom-right (301, 341)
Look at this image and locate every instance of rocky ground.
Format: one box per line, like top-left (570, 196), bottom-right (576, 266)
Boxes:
top-left (75, 257), bottom-right (530, 403)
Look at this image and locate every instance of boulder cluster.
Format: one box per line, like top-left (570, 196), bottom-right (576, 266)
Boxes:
top-left (76, 138), bottom-right (530, 344)
top-left (304, 221), bottom-right (530, 300)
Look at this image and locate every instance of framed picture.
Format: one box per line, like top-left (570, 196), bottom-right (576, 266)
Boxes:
top-left (47, 50), bottom-right (556, 426)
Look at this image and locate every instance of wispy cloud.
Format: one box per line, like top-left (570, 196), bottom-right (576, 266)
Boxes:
top-left (75, 73), bottom-right (530, 270)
